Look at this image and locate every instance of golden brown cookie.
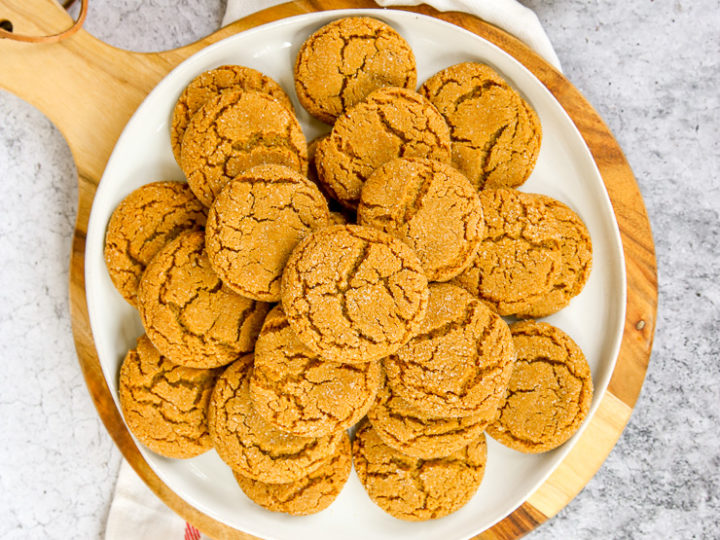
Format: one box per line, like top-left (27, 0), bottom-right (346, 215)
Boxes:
top-left (519, 196), bottom-right (592, 317)
top-left (281, 225), bottom-right (429, 363)
top-left (328, 211), bottom-right (348, 225)
top-left (487, 321), bottom-right (593, 453)
top-left (419, 62), bottom-right (541, 190)
top-left (383, 283), bottom-right (515, 418)
top-left (137, 231), bottom-right (269, 369)
top-left (171, 65), bottom-right (293, 164)
top-left (118, 334), bottom-right (220, 458)
top-left (104, 181), bottom-right (207, 306)
top-left (367, 381), bottom-right (494, 459)
top-left (451, 188), bottom-right (564, 317)
top-left (315, 87), bottom-right (451, 208)
top-left (353, 420), bottom-right (487, 521)
top-left (208, 360), bottom-right (344, 483)
top-left (180, 89), bottom-right (308, 207)
top-left (306, 133), bottom-right (328, 188)
top-left (250, 305), bottom-right (382, 437)
top-left (294, 17), bottom-right (417, 124)
top-left (205, 164), bottom-right (330, 302)
top-left (233, 431), bottom-right (351, 515)
top-left (357, 157), bottom-right (484, 282)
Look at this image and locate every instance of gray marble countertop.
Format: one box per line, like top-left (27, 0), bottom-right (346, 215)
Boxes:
top-left (1, 1), bottom-right (718, 538)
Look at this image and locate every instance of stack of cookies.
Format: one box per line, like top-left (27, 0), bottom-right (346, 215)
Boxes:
top-left (106, 16), bottom-right (595, 522)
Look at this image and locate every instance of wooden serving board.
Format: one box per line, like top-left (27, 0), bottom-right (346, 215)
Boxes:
top-left (0, 0), bottom-right (658, 537)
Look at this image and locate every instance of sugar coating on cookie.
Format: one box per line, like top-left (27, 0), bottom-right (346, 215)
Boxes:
top-left (358, 157), bottom-right (484, 282)
top-left (205, 164), bottom-right (330, 302)
top-left (281, 225), bottom-right (429, 363)
top-left (208, 360), bottom-right (344, 483)
top-left (487, 321), bottom-right (593, 453)
top-left (519, 195), bottom-right (592, 317)
top-left (118, 334), bottom-right (221, 459)
top-left (233, 431), bottom-right (352, 515)
top-left (180, 89), bottom-right (308, 207)
top-left (137, 231), bottom-right (269, 369)
top-left (451, 188), bottom-right (564, 317)
top-left (352, 420), bottom-right (487, 521)
top-left (383, 283), bottom-right (515, 418)
top-left (294, 17), bottom-right (417, 124)
top-left (250, 305), bottom-right (382, 437)
top-left (367, 382), bottom-right (495, 459)
top-left (104, 181), bottom-right (207, 306)
top-left (316, 87), bottom-right (451, 208)
top-left (419, 62), bottom-right (541, 190)
top-left (171, 65), bottom-right (293, 164)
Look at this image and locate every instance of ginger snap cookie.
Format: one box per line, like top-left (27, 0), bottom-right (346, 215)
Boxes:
top-left (281, 224), bottom-right (429, 363)
top-left (353, 420), bottom-right (487, 521)
top-left (383, 283), bottom-right (515, 418)
top-left (315, 87), bottom-right (451, 208)
top-left (118, 334), bottom-right (220, 459)
top-left (208, 360), bottom-right (344, 483)
top-left (419, 62), bottom-right (541, 190)
top-left (233, 431), bottom-right (352, 515)
top-left (205, 164), bottom-right (330, 302)
top-left (104, 181), bottom-right (207, 306)
top-left (358, 157), bottom-right (484, 282)
top-left (180, 89), bottom-right (308, 207)
top-left (451, 188), bottom-right (564, 317)
top-left (294, 17), bottom-right (417, 124)
top-left (487, 321), bottom-right (593, 453)
top-left (367, 382), bottom-right (494, 459)
top-left (519, 195), bottom-right (592, 317)
top-left (250, 305), bottom-right (382, 437)
top-left (328, 211), bottom-right (348, 225)
top-left (306, 134), bottom-right (327, 188)
top-left (170, 65), bottom-right (293, 164)
top-left (137, 231), bottom-right (269, 369)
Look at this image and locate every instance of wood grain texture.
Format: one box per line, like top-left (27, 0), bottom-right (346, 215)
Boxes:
top-left (0, 0), bottom-right (657, 538)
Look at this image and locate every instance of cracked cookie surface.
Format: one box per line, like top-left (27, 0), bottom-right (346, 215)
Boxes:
top-left (180, 89), bottom-right (308, 207)
top-left (419, 62), bottom-right (541, 190)
top-left (171, 65), bottom-right (293, 164)
top-left (519, 195), bottom-right (593, 317)
top-left (383, 283), bottom-right (515, 418)
top-left (205, 164), bottom-right (330, 302)
top-left (250, 305), bottom-right (382, 436)
top-left (451, 188), bottom-right (564, 317)
top-left (208, 360), bottom-right (344, 483)
top-left (233, 430), bottom-right (351, 515)
top-left (104, 181), bottom-right (207, 306)
top-left (487, 321), bottom-right (593, 453)
top-left (294, 17), bottom-right (416, 124)
top-left (315, 87), bottom-right (451, 208)
top-left (367, 381), bottom-right (495, 459)
top-left (118, 334), bottom-right (220, 458)
top-left (281, 224), bottom-right (429, 363)
top-left (352, 420), bottom-right (487, 521)
top-left (137, 231), bottom-right (269, 369)
top-left (358, 157), bottom-right (484, 282)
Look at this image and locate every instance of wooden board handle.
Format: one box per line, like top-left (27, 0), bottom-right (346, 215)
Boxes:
top-left (0, 0), bottom-right (174, 180)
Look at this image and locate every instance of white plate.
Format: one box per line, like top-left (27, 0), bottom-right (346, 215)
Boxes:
top-left (85, 9), bottom-right (626, 540)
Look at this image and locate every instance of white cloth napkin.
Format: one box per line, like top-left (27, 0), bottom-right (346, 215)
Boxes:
top-left (106, 2), bottom-right (561, 538)
top-left (223, 0), bottom-right (562, 70)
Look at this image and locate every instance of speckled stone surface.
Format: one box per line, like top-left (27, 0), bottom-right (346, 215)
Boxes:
top-left (0, 1), bottom-right (718, 538)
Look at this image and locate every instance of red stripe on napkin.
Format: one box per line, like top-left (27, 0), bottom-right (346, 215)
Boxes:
top-left (184, 522), bottom-right (201, 540)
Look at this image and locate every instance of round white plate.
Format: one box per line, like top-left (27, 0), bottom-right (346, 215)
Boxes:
top-left (85, 9), bottom-right (626, 540)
